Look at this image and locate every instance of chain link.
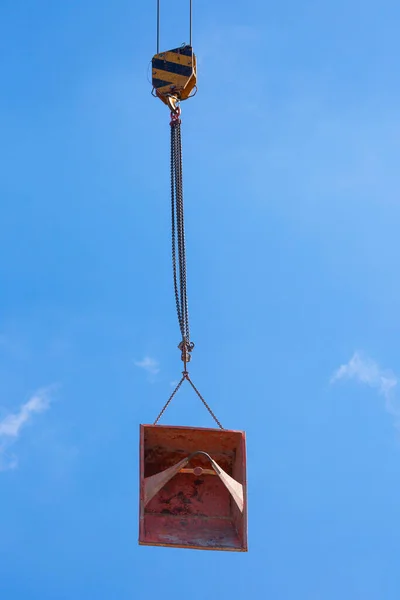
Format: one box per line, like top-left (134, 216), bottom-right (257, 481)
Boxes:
top-left (153, 374), bottom-right (186, 425)
top-left (171, 120), bottom-right (182, 333)
top-left (154, 109), bottom-right (223, 430)
top-left (153, 372), bottom-right (224, 429)
top-left (175, 123), bottom-right (190, 342)
top-left (170, 112), bottom-right (193, 359)
top-left (186, 375), bottom-right (224, 429)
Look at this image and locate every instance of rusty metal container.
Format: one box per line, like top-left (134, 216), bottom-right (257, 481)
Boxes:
top-left (139, 424), bottom-right (247, 551)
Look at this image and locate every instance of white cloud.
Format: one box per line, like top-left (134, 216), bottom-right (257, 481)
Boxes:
top-left (134, 356), bottom-right (160, 376)
top-left (331, 352), bottom-right (400, 420)
top-left (0, 393), bottom-right (50, 438)
top-left (0, 389), bottom-right (52, 471)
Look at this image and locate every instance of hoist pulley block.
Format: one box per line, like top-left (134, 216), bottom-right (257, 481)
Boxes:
top-left (152, 1), bottom-right (197, 111)
top-left (152, 45), bottom-right (197, 110)
top-left (139, 424), bottom-right (248, 551)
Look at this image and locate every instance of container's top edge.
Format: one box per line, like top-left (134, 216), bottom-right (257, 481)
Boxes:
top-left (140, 423), bottom-right (246, 435)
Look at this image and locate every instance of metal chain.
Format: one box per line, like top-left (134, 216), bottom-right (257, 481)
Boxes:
top-left (153, 374), bottom-right (186, 425)
top-left (170, 120), bottom-right (183, 334)
top-left (153, 372), bottom-right (224, 429)
top-left (176, 123), bottom-right (190, 343)
top-left (175, 122), bottom-right (189, 341)
top-left (170, 110), bottom-right (194, 359)
top-left (186, 375), bottom-right (224, 429)
top-left (153, 108), bottom-right (223, 430)
top-left (174, 120), bottom-right (185, 338)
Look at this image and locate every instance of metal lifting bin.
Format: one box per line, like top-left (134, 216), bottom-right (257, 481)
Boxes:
top-left (139, 424), bottom-right (247, 551)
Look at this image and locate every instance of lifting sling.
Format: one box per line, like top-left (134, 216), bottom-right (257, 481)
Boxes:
top-left (150, 0), bottom-right (222, 428)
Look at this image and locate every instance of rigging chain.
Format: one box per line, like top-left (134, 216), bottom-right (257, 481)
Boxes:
top-left (151, 104), bottom-right (223, 430)
top-left (153, 371), bottom-right (223, 429)
top-left (170, 106), bottom-right (194, 367)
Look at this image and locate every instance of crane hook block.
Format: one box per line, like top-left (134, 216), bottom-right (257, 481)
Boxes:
top-left (152, 45), bottom-right (197, 108)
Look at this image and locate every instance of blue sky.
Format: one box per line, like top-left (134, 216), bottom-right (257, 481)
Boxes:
top-left (1, 0), bottom-right (400, 597)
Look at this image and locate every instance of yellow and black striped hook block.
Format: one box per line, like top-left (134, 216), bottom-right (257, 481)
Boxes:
top-left (152, 45), bottom-right (197, 109)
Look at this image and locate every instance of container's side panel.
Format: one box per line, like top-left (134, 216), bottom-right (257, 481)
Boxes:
top-left (145, 473), bottom-right (231, 517)
top-left (144, 446), bottom-right (234, 477)
top-left (139, 425), bottom-right (146, 543)
top-left (232, 432), bottom-right (248, 550)
top-left (143, 515), bottom-right (241, 550)
top-left (144, 425), bottom-right (240, 461)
